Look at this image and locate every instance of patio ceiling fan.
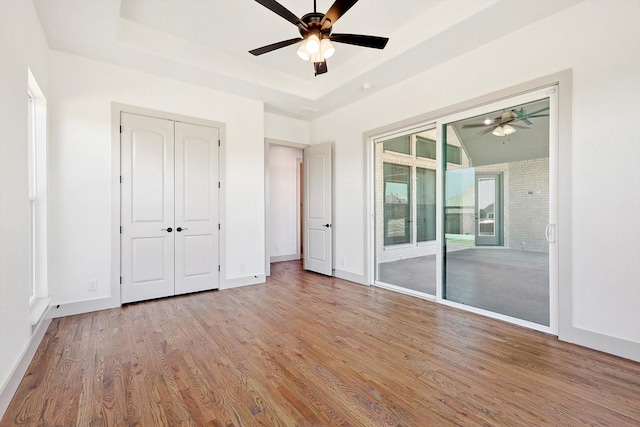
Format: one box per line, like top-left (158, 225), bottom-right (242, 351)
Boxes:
top-left (463, 107), bottom-right (550, 136)
top-left (248, 0), bottom-right (389, 76)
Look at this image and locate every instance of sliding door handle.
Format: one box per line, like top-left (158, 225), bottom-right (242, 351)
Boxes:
top-left (545, 223), bottom-right (556, 243)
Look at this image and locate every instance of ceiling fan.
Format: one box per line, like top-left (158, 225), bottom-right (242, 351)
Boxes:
top-left (463, 107), bottom-right (550, 136)
top-left (249, 0), bottom-right (389, 76)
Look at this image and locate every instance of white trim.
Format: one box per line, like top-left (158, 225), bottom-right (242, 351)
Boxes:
top-left (265, 137), bottom-right (308, 149)
top-left (296, 157), bottom-right (303, 261)
top-left (373, 281), bottom-right (435, 301)
top-left (0, 311), bottom-right (51, 419)
top-left (48, 296), bottom-right (119, 319)
top-left (270, 254), bottom-right (300, 263)
top-left (333, 269), bottom-right (367, 285)
top-left (29, 296), bottom-right (51, 326)
top-left (220, 275), bottom-right (266, 290)
top-left (439, 299), bottom-right (555, 335)
top-left (559, 327), bottom-right (640, 363)
top-left (264, 138), bottom-right (271, 277)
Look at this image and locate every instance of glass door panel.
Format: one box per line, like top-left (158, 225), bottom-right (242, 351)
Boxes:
top-left (375, 128), bottom-right (437, 296)
top-left (442, 97), bottom-right (552, 326)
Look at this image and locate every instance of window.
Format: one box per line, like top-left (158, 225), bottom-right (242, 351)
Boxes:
top-left (416, 167), bottom-right (436, 242)
top-left (28, 91), bottom-right (37, 301)
top-left (446, 144), bottom-right (462, 165)
top-left (27, 69), bottom-right (48, 326)
top-left (416, 136), bottom-right (436, 160)
top-left (417, 136), bottom-right (462, 165)
top-left (378, 131), bottom-right (442, 248)
top-left (383, 163), bottom-right (411, 245)
top-left (383, 135), bottom-right (411, 155)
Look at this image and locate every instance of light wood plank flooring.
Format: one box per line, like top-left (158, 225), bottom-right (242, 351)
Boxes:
top-left (2, 260), bottom-right (639, 426)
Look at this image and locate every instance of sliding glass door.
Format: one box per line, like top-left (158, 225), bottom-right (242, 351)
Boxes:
top-left (370, 86), bottom-right (557, 333)
top-left (440, 88), bottom-right (557, 331)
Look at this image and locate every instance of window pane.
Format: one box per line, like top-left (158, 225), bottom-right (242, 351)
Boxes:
top-left (416, 137), bottom-right (436, 160)
top-left (383, 135), bottom-right (411, 155)
top-left (383, 163), bottom-right (411, 245)
top-left (446, 144), bottom-right (462, 165)
top-left (417, 167), bottom-right (436, 242)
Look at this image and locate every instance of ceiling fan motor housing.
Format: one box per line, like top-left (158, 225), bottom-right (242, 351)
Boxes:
top-left (299, 13), bottom-right (332, 39)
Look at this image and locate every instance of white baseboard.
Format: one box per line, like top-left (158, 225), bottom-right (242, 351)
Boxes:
top-left (333, 269), bottom-right (367, 285)
top-left (560, 327), bottom-right (640, 363)
top-left (48, 296), bottom-right (120, 319)
top-left (0, 307), bottom-right (52, 420)
top-left (270, 254), bottom-right (300, 263)
top-left (220, 274), bottom-right (266, 290)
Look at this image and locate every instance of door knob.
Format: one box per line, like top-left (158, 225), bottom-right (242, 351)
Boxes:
top-left (161, 227), bottom-right (173, 232)
top-left (176, 227), bottom-right (189, 232)
top-left (323, 224), bottom-right (332, 228)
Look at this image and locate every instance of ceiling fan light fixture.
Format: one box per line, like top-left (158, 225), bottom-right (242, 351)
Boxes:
top-left (320, 39), bottom-right (335, 59)
top-left (492, 125), bottom-right (517, 137)
top-left (306, 34), bottom-right (320, 54)
top-left (503, 124), bottom-right (516, 135)
top-left (297, 43), bottom-right (311, 61)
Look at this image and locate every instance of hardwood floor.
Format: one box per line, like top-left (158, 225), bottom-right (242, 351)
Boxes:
top-left (2, 260), bottom-right (639, 426)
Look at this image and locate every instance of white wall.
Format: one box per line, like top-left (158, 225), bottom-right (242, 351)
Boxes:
top-left (311, 1), bottom-right (640, 358)
top-left (269, 145), bottom-right (303, 261)
top-left (264, 112), bottom-right (310, 145)
top-left (0, 0), bottom-right (50, 412)
top-left (47, 50), bottom-right (265, 305)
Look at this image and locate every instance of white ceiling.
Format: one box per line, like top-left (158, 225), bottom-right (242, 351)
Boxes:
top-left (33, 0), bottom-right (581, 119)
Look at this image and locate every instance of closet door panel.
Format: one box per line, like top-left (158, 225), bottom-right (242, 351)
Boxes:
top-left (121, 113), bottom-right (175, 303)
top-left (174, 121), bottom-right (220, 295)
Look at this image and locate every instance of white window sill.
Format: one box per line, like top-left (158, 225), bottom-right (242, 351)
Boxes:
top-left (29, 297), bottom-right (51, 326)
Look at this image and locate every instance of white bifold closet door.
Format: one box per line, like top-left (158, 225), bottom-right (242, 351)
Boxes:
top-left (121, 112), bottom-right (219, 303)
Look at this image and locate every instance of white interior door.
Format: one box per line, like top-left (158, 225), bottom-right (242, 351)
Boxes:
top-left (121, 113), bottom-right (175, 303)
top-left (174, 122), bottom-right (219, 295)
top-left (303, 142), bottom-right (332, 275)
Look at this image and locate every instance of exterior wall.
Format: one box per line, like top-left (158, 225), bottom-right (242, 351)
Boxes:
top-left (507, 158), bottom-right (549, 253)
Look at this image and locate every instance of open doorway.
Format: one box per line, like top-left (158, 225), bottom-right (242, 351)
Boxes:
top-left (268, 144), bottom-right (304, 264)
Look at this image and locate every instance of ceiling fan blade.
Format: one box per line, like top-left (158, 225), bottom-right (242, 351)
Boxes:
top-left (321, 0), bottom-right (359, 29)
top-left (249, 37), bottom-right (303, 56)
top-left (525, 114), bottom-right (550, 118)
top-left (526, 107), bottom-right (550, 116)
top-left (330, 33), bottom-right (389, 49)
top-left (254, 0), bottom-right (307, 30)
top-left (462, 123), bottom-right (492, 128)
top-left (314, 60), bottom-right (328, 76)
top-left (478, 127), bottom-right (496, 136)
